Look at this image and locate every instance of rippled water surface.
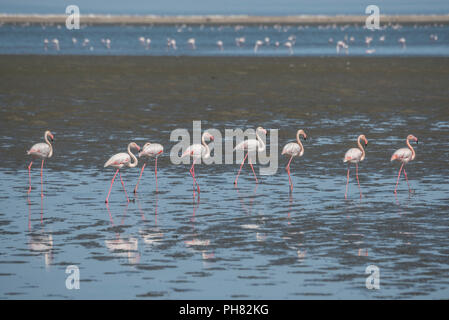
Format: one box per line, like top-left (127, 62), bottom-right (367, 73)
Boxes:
top-left (0, 56), bottom-right (449, 299)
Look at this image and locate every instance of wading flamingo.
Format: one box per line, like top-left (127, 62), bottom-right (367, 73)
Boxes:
top-left (27, 130), bottom-right (54, 198)
top-left (134, 142), bottom-right (164, 194)
top-left (182, 132), bottom-right (214, 197)
top-left (234, 127), bottom-right (267, 186)
top-left (391, 134), bottom-right (418, 194)
top-left (282, 129), bottom-right (307, 191)
top-left (104, 142), bottom-right (140, 203)
top-left (344, 135), bottom-right (368, 200)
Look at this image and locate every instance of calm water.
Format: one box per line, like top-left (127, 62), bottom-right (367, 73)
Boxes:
top-left (0, 56), bottom-right (449, 299)
top-left (0, 23), bottom-right (449, 56)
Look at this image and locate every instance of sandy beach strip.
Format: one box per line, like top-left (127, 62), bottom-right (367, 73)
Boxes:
top-left (1, 14), bottom-right (449, 25)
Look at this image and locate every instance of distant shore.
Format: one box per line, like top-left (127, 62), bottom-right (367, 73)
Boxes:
top-left (1, 14), bottom-right (449, 25)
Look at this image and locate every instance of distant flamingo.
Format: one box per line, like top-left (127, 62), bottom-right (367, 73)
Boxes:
top-left (284, 41), bottom-right (293, 55)
top-left (336, 40), bottom-right (349, 54)
top-left (216, 40), bottom-right (224, 51)
top-left (282, 129), bottom-right (307, 191)
top-left (187, 38), bottom-right (196, 50)
top-left (134, 142), bottom-right (164, 194)
top-left (182, 132), bottom-right (214, 196)
top-left (234, 127), bottom-right (267, 186)
top-left (391, 134), bottom-right (418, 194)
top-left (343, 135), bottom-right (368, 199)
top-left (398, 37), bottom-right (406, 49)
top-left (104, 142), bottom-right (140, 203)
top-left (27, 130), bottom-right (54, 198)
top-left (254, 40), bottom-right (263, 53)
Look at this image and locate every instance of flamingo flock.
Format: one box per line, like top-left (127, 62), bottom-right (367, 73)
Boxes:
top-left (26, 130), bottom-right (419, 202)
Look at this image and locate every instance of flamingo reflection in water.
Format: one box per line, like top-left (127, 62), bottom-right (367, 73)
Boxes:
top-left (105, 203), bottom-right (140, 265)
top-left (27, 197), bottom-right (53, 268)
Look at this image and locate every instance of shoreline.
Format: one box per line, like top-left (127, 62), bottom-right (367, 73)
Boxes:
top-left (1, 14), bottom-right (449, 25)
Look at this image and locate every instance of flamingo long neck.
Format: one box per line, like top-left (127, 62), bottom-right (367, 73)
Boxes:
top-left (127, 144), bottom-right (138, 168)
top-left (44, 132), bottom-right (53, 158)
top-left (296, 130), bottom-right (304, 156)
top-left (357, 136), bottom-right (365, 161)
top-left (256, 131), bottom-right (266, 151)
top-left (202, 135), bottom-right (211, 158)
top-left (406, 138), bottom-right (416, 160)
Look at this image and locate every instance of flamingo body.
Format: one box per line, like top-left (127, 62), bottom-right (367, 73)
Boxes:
top-left (27, 143), bottom-right (52, 159)
top-left (282, 142), bottom-right (302, 157)
top-left (104, 153), bottom-right (131, 169)
top-left (391, 148), bottom-right (413, 163)
top-left (139, 143), bottom-right (163, 159)
top-left (344, 148), bottom-right (363, 163)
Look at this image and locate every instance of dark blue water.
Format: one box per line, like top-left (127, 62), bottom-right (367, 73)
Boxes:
top-left (1, 23), bottom-right (448, 56)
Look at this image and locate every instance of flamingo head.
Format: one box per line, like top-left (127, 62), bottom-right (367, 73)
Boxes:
top-left (360, 134), bottom-right (368, 147)
top-left (298, 129), bottom-right (307, 141)
top-left (256, 127), bottom-right (267, 135)
top-left (45, 130), bottom-right (54, 142)
top-left (203, 132), bottom-right (214, 142)
top-left (407, 134), bottom-right (418, 144)
top-left (129, 142), bottom-right (141, 152)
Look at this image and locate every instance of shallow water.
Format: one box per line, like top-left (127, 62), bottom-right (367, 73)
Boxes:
top-left (0, 56), bottom-right (449, 299)
top-left (0, 23), bottom-right (448, 56)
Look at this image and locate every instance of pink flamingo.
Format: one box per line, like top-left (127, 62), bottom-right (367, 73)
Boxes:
top-left (282, 129), bottom-right (307, 191)
top-left (26, 130), bottom-right (54, 198)
top-left (104, 142), bottom-right (140, 203)
top-left (391, 134), bottom-right (418, 194)
top-left (182, 132), bottom-right (214, 196)
top-left (234, 127), bottom-right (267, 186)
top-left (343, 135), bottom-right (368, 199)
top-left (134, 142), bottom-right (164, 194)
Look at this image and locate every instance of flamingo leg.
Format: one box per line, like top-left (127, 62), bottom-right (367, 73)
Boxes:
top-left (40, 159), bottom-right (45, 198)
top-left (403, 167), bottom-right (412, 193)
top-left (105, 169), bottom-right (119, 203)
top-left (189, 159), bottom-right (200, 196)
top-left (249, 158), bottom-right (258, 184)
top-left (356, 163), bottom-right (362, 199)
top-left (134, 162), bottom-right (146, 194)
top-left (119, 171), bottom-right (130, 202)
top-left (345, 165), bottom-right (350, 200)
top-left (155, 157), bottom-right (158, 193)
top-left (286, 156), bottom-right (294, 191)
top-left (394, 163), bottom-right (404, 194)
top-left (27, 161), bottom-right (33, 194)
top-left (234, 152), bottom-right (249, 186)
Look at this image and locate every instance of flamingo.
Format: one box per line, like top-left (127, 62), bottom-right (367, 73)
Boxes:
top-left (27, 130), bottom-right (54, 198)
top-left (343, 135), bottom-right (368, 200)
top-left (187, 38), bottom-right (196, 50)
top-left (282, 129), bottom-right (307, 191)
top-left (284, 41), bottom-right (293, 55)
top-left (234, 127), bottom-right (267, 186)
top-left (254, 40), bottom-right (263, 53)
top-left (104, 142), bottom-right (140, 203)
top-left (336, 41), bottom-right (349, 54)
top-left (181, 132), bottom-right (214, 197)
top-left (216, 40), bottom-right (224, 51)
top-left (391, 134), bottom-right (418, 194)
top-left (398, 37), bottom-right (406, 49)
top-left (134, 142), bottom-right (164, 194)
